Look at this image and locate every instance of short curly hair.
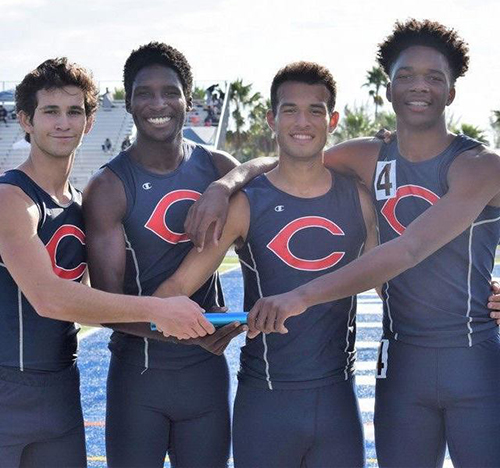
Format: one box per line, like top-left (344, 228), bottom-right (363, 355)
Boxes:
top-left (270, 61), bottom-right (337, 115)
top-left (377, 19), bottom-right (469, 82)
top-left (15, 58), bottom-right (99, 141)
top-left (123, 42), bottom-right (193, 108)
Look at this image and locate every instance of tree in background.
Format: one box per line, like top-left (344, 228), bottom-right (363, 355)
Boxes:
top-left (228, 79), bottom-right (262, 159)
top-left (363, 66), bottom-right (388, 119)
top-left (192, 86), bottom-right (206, 100)
top-left (451, 122), bottom-right (489, 145)
top-left (333, 105), bottom-right (376, 143)
top-left (491, 110), bottom-right (500, 148)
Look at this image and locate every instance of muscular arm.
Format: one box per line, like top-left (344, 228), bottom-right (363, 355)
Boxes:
top-left (185, 152), bottom-right (277, 250)
top-left (0, 185), bottom-right (211, 339)
top-left (156, 192), bottom-right (250, 298)
top-left (248, 148), bottom-right (500, 333)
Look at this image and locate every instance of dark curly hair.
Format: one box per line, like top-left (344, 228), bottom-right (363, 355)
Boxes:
top-left (270, 61), bottom-right (337, 115)
top-left (15, 57), bottom-right (99, 141)
top-left (123, 42), bottom-right (193, 108)
top-left (377, 19), bottom-right (469, 82)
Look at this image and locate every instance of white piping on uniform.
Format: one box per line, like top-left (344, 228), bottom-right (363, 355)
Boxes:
top-left (18, 287), bottom-right (24, 372)
top-left (343, 243), bottom-right (365, 380)
top-left (124, 229), bottom-right (150, 371)
top-left (466, 215), bottom-right (500, 347)
top-left (246, 244), bottom-right (272, 390)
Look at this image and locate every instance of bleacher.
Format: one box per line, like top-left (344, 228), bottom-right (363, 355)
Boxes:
top-left (0, 81), bottom-right (231, 191)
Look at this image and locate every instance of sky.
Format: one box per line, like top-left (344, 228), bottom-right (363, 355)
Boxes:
top-left (1, 0), bottom-right (499, 139)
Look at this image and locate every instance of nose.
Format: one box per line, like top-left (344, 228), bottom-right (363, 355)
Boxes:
top-left (409, 75), bottom-right (430, 93)
top-left (55, 113), bottom-right (71, 131)
top-left (295, 110), bottom-right (310, 127)
top-left (150, 92), bottom-right (168, 110)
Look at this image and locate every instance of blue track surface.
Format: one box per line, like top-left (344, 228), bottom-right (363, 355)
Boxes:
top-left (81, 265), bottom-right (498, 467)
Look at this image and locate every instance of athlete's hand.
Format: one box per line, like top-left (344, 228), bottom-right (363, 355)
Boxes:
top-left (152, 296), bottom-right (215, 340)
top-left (374, 127), bottom-right (395, 144)
top-left (184, 183), bottom-right (230, 251)
top-left (247, 291), bottom-right (308, 339)
top-left (193, 322), bottom-right (247, 355)
top-left (488, 280), bottom-right (500, 324)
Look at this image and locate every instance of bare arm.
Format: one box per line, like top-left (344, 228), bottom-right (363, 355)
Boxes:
top-left (248, 148), bottom-right (500, 334)
top-left (157, 191), bottom-right (250, 298)
top-left (323, 138), bottom-right (381, 187)
top-left (185, 153), bottom-right (277, 250)
top-left (0, 185), bottom-right (212, 340)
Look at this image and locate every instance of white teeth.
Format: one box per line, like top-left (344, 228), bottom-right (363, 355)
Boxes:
top-left (292, 134), bottom-right (312, 140)
top-left (147, 116), bottom-right (172, 124)
top-left (408, 102), bottom-right (429, 107)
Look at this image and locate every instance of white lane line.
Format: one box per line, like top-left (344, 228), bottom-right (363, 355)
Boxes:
top-left (358, 322), bottom-right (382, 328)
top-left (356, 341), bottom-right (379, 348)
top-left (356, 361), bottom-right (376, 371)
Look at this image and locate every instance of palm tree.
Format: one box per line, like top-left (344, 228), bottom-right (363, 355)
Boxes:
top-left (229, 79), bottom-right (262, 159)
top-left (451, 122), bottom-right (489, 145)
top-left (363, 66), bottom-right (388, 119)
top-left (333, 105), bottom-right (376, 143)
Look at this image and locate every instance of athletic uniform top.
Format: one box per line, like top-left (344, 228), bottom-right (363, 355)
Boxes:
top-left (0, 170), bottom-right (85, 372)
top-left (105, 141), bottom-right (224, 370)
top-left (237, 171), bottom-right (366, 390)
top-left (374, 135), bottom-right (500, 347)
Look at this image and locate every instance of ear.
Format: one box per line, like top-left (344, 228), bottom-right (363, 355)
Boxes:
top-left (386, 82), bottom-right (392, 103)
top-left (328, 111), bottom-right (340, 133)
top-left (266, 109), bottom-right (276, 132)
top-left (18, 110), bottom-right (34, 137)
top-left (446, 87), bottom-right (456, 106)
top-left (84, 114), bottom-right (95, 135)
top-left (125, 98), bottom-right (131, 113)
top-left (186, 97), bottom-right (193, 112)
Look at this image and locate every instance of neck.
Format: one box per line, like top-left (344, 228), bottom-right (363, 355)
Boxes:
top-left (19, 148), bottom-right (73, 203)
top-left (396, 118), bottom-right (454, 161)
top-left (267, 152), bottom-right (332, 198)
top-left (129, 133), bottom-right (184, 173)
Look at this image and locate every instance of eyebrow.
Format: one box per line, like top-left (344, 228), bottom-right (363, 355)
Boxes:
top-left (396, 66), bottom-right (446, 75)
top-left (39, 105), bottom-right (85, 111)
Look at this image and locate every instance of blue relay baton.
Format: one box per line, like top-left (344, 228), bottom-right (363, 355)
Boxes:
top-left (151, 311), bottom-right (248, 331)
top-left (205, 312), bottom-right (248, 327)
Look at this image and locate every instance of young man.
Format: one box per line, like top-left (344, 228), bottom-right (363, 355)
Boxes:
top-left (0, 58), bottom-right (212, 468)
top-left (231, 20), bottom-right (500, 467)
top-left (154, 61), bottom-right (378, 467)
top-left (83, 43), bottom-right (274, 467)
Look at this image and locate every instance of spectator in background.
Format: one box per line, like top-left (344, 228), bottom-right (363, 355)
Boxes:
top-left (0, 105), bottom-right (8, 126)
top-left (102, 87), bottom-right (114, 110)
top-left (102, 137), bottom-right (112, 153)
top-left (121, 135), bottom-right (132, 151)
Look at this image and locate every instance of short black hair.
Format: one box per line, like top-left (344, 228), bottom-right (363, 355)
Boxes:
top-left (270, 61), bottom-right (337, 115)
top-left (123, 42), bottom-right (193, 108)
top-left (377, 19), bottom-right (469, 82)
top-left (15, 57), bottom-right (99, 142)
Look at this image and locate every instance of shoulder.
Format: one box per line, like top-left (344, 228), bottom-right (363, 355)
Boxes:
top-left (450, 145), bottom-right (500, 180)
top-left (324, 137), bottom-right (382, 185)
top-left (205, 148), bottom-right (239, 176)
top-left (83, 167), bottom-right (126, 221)
top-left (0, 184), bottom-right (39, 237)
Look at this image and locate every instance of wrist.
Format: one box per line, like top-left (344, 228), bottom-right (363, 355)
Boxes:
top-left (209, 179), bottom-right (232, 197)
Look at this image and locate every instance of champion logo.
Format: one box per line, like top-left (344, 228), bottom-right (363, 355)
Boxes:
top-left (274, 205), bottom-right (285, 212)
top-left (142, 182), bottom-right (152, 190)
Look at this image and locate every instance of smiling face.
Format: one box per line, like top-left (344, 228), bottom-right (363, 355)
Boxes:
top-left (387, 45), bottom-right (455, 131)
top-left (19, 85), bottom-right (92, 159)
top-left (129, 64), bottom-right (187, 144)
top-left (267, 81), bottom-right (338, 161)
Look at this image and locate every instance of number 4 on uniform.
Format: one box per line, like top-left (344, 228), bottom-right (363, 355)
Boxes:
top-left (375, 161), bottom-right (396, 201)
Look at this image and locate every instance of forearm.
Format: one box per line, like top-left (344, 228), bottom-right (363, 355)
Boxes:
top-left (296, 236), bottom-right (417, 308)
top-left (33, 277), bottom-right (161, 324)
top-left (211, 157), bottom-right (277, 195)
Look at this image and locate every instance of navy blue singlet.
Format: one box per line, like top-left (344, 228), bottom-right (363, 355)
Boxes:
top-left (374, 135), bottom-right (500, 347)
top-left (0, 170), bottom-right (85, 372)
top-left (105, 141), bottom-right (224, 370)
top-left (237, 171), bottom-right (366, 390)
